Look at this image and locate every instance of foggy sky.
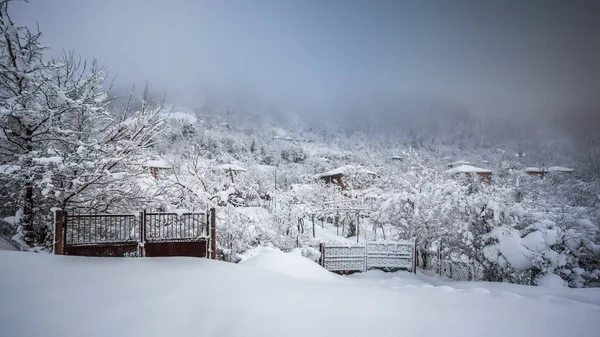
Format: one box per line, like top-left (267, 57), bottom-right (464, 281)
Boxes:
top-left (11, 0), bottom-right (600, 115)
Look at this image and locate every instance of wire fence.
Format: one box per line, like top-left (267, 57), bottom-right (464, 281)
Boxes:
top-left (418, 250), bottom-right (484, 282)
top-left (418, 249), bottom-right (535, 284)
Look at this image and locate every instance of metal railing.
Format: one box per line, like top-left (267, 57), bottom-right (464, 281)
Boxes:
top-left (144, 212), bottom-right (208, 241)
top-left (65, 212), bottom-right (138, 245)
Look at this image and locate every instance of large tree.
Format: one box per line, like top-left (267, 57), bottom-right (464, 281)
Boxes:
top-left (0, 0), bottom-right (165, 247)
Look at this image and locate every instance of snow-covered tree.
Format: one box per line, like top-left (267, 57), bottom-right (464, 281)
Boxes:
top-left (0, 2), bottom-right (165, 247)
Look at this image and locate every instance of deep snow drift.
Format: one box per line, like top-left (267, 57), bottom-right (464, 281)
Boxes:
top-left (240, 250), bottom-right (343, 283)
top-left (0, 252), bottom-right (599, 337)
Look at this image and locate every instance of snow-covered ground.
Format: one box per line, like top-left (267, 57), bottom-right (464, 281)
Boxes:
top-left (0, 237), bottom-right (17, 251)
top-left (1, 251), bottom-right (598, 337)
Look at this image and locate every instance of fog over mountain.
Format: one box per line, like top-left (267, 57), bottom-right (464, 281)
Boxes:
top-left (11, 0), bottom-right (600, 154)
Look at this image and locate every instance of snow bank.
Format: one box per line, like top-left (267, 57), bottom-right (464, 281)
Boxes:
top-left (240, 250), bottom-right (341, 282)
top-left (237, 244), bottom-right (282, 262)
top-left (1, 252), bottom-right (598, 337)
top-left (537, 274), bottom-right (567, 288)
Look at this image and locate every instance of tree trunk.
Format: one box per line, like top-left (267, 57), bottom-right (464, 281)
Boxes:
top-left (21, 183), bottom-right (35, 246)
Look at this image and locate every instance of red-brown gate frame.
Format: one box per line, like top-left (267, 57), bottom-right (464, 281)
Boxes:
top-left (54, 208), bottom-right (216, 259)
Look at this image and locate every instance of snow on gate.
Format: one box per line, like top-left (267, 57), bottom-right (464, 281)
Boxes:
top-left (319, 241), bottom-right (416, 273)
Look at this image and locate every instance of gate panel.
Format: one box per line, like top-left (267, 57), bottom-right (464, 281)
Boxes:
top-left (366, 242), bottom-right (413, 271)
top-left (63, 213), bottom-right (140, 257)
top-left (144, 212), bottom-right (209, 258)
top-left (145, 212), bottom-right (208, 241)
top-left (321, 245), bottom-right (365, 272)
top-left (144, 240), bottom-right (208, 258)
top-left (60, 210), bottom-right (214, 258)
top-left (321, 241), bottom-right (415, 273)
top-left (64, 243), bottom-right (139, 257)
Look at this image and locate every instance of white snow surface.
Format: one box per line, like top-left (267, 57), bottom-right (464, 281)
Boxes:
top-left (537, 273), bottom-right (568, 288)
top-left (240, 250), bottom-right (342, 282)
top-left (0, 237), bottom-right (17, 251)
top-left (1, 251), bottom-right (599, 337)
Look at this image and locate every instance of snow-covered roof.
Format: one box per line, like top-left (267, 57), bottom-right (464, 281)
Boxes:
top-left (314, 167), bottom-right (346, 179)
top-left (444, 165), bottom-right (491, 174)
top-left (313, 165), bottom-right (377, 179)
top-left (547, 166), bottom-right (574, 173)
top-left (146, 160), bottom-right (171, 169)
top-left (0, 164), bottom-right (20, 175)
top-left (218, 164), bottom-right (247, 172)
top-left (525, 166), bottom-right (574, 173)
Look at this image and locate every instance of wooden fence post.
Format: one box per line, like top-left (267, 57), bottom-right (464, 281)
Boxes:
top-left (210, 208), bottom-right (216, 259)
top-left (53, 209), bottom-right (64, 255)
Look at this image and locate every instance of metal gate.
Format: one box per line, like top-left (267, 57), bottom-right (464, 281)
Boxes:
top-left (54, 208), bottom-right (216, 259)
top-left (320, 241), bottom-right (416, 273)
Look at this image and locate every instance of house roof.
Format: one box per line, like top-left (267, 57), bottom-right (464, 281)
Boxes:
top-left (548, 166), bottom-right (574, 172)
top-left (313, 165), bottom-right (377, 179)
top-left (218, 164), bottom-right (247, 172)
top-left (444, 164), bottom-right (492, 174)
top-left (525, 166), bottom-right (574, 173)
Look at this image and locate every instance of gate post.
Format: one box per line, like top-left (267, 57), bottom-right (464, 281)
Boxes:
top-left (210, 208), bottom-right (216, 259)
top-left (53, 209), bottom-right (64, 255)
top-left (139, 211), bottom-right (147, 257)
top-left (319, 243), bottom-right (324, 266)
top-left (364, 241), bottom-right (368, 272)
top-left (412, 239), bottom-right (417, 274)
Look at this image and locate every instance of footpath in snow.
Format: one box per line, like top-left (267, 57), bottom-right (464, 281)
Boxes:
top-left (0, 251), bottom-right (599, 337)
